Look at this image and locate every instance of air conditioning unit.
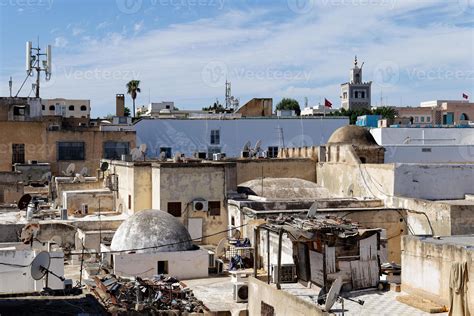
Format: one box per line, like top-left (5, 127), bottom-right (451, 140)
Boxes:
top-left (208, 250), bottom-right (215, 268)
top-left (271, 264), bottom-right (297, 283)
top-left (193, 200), bottom-right (208, 212)
top-left (233, 283), bottom-right (248, 303)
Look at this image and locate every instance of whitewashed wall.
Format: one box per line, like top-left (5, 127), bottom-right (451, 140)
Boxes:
top-left (135, 117), bottom-right (348, 158)
top-left (371, 127), bottom-right (474, 145)
top-left (384, 145), bottom-right (474, 163)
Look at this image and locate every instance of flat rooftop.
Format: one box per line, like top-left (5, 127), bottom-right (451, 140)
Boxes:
top-left (412, 235), bottom-right (474, 248)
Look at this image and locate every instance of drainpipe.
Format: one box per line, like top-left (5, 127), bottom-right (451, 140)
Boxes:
top-left (276, 228), bottom-right (283, 290)
top-left (253, 227), bottom-right (259, 278)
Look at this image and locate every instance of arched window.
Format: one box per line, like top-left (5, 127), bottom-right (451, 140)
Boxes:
top-left (69, 105), bottom-right (75, 111)
top-left (460, 113), bottom-right (469, 121)
top-left (49, 105), bottom-right (55, 111)
top-left (80, 105), bottom-right (87, 111)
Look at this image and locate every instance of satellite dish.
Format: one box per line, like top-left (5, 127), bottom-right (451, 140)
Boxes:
top-left (100, 161), bottom-right (109, 172)
top-left (159, 151), bottom-right (167, 161)
top-left (242, 141), bottom-right (251, 152)
top-left (31, 251), bottom-right (50, 280)
top-left (73, 174), bottom-right (85, 183)
top-left (18, 194), bottom-right (32, 210)
top-left (307, 202), bottom-right (318, 218)
top-left (63, 163), bottom-right (75, 176)
top-left (139, 143), bottom-right (147, 153)
top-left (325, 277), bottom-right (343, 311)
top-left (80, 167), bottom-right (88, 177)
top-left (130, 148), bottom-right (141, 161)
top-left (254, 140), bottom-right (262, 152)
top-left (173, 152), bottom-right (182, 162)
top-left (215, 238), bottom-right (228, 258)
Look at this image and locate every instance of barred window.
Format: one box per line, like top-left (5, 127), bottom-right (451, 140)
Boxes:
top-left (209, 201), bottom-right (221, 216)
top-left (210, 129), bottom-right (220, 145)
top-left (103, 141), bottom-right (130, 159)
top-left (267, 146), bottom-right (279, 158)
top-left (168, 202), bottom-right (182, 217)
top-left (57, 142), bottom-right (85, 161)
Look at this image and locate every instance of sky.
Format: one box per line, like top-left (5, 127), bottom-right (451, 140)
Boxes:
top-left (0, 0), bottom-right (473, 117)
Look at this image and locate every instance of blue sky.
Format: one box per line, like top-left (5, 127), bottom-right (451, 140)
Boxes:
top-left (0, 0), bottom-right (473, 117)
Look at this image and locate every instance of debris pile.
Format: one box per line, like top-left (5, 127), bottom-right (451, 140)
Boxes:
top-left (89, 274), bottom-right (208, 314)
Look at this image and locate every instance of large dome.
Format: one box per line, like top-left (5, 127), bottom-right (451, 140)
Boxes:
top-left (111, 209), bottom-right (193, 253)
top-left (327, 125), bottom-right (377, 146)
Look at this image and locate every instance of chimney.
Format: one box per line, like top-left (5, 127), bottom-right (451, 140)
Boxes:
top-left (116, 94), bottom-right (125, 117)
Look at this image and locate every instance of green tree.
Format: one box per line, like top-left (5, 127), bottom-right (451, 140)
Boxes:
top-left (373, 106), bottom-right (397, 120)
top-left (276, 98), bottom-right (301, 115)
top-left (126, 80), bottom-right (141, 118)
top-left (124, 106), bottom-right (131, 117)
top-left (203, 100), bottom-right (226, 113)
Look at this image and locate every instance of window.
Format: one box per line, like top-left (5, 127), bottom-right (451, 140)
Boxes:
top-left (421, 116), bottom-right (425, 122)
top-left (103, 141), bottom-right (130, 159)
top-left (118, 117), bottom-right (128, 124)
top-left (69, 105), bottom-right (75, 111)
top-left (415, 117), bottom-right (419, 123)
top-left (167, 202), bottom-right (182, 217)
top-left (42, 104), bottom-right (45, 110)
top-left (57, 142), bottom-right (85, 160)
top-left (343, 92), bottom-right (347, 99)
top-left (427, 116), bottom-right (431, 122)
top-left (160, 147), bottom-right (172, 159)
top-left (128, 195), bottom-right (132, 210)
top-left (210, 129), bottom-right (220, 145)
top-left (13, 106), bottom-right (25, 116)
top-left (49, 105), bottom-right (55, 111)
top-left (361, 91), bottom-right (365, 98)
top-left (267, 146), bottom-right (279, 158)
top-left (231, 216), bottom-right (235, 226)
top-left (80, 105), bottom-right (87, 111)
top-left (209, 201), bottom-right (221, 216)
top-left (157, 261), bottom-right (168, 274)
top-left (165, 105), bottom-right (170, 109)
top-left (12, 144), bottom-right (25, 164)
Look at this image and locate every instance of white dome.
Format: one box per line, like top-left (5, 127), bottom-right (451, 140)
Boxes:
top-left (111, 209), bottom-right (193, 253)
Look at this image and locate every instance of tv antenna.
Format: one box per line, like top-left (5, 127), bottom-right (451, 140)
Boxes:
top-left (21, 39), bottom-right (52, 98)
top-left (31, 251), bottom-right (65, 288)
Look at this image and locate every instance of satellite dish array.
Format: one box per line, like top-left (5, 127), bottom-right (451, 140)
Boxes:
top-left (130, 144), bottom-right (147, 161)
top-left (242, 140), bottom-right (263, 158)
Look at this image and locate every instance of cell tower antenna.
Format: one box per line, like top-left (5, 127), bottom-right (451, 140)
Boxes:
top-left (9, 77), bottom-right (12, 97)
top-left (23, 39), bottom-right (52, 98)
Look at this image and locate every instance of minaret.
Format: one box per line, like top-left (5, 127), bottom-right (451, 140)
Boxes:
top-left (340, 56), bottom-right (371, 110)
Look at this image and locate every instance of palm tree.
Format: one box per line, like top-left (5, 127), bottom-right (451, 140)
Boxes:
top-left (126, 80), bottom-right (141, 118)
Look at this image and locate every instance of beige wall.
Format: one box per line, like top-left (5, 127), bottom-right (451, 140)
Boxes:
top-left (0, 121), bottom-right (135, 175)
top-left (62, 189), bottom-right (113, 214)
top-left (237, 98), bottom-right (273, 117)
top-left (402, 236), bottom-right (474, 312)
top-left (236, 158), bottom-right (317, 184)
top-left (152, 164), bottom-right (228, 245)
top-left (113, 162), bottom-right (152, 214)
top-left (248, 277), bottom-right (326, 316)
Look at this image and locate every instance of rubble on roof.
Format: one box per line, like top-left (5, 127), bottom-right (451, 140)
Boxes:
top-left (88, 274), bottom-right (208, 314)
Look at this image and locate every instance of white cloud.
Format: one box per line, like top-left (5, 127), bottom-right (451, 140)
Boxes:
top-left (72, 27), bottom-right (84, 36)
top-left (2, 3), bottom-right (472, 116)
top-left (53, 37), bottom-right (68, 48)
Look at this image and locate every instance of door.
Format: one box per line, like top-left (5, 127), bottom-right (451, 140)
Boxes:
top-left (188, 218), bottom-right (203, 242)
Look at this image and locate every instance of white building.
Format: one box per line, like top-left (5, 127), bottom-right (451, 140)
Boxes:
top-left (109, 209), bottom-right (209, 280)
top-left (371, 127), bottom-right (474, 163)
top-left (135, 117), bottom-right (348, 158)
top-left (42, 98), bottom-right (91, 118)
top-left (301, 104), bottom-right (339, 116)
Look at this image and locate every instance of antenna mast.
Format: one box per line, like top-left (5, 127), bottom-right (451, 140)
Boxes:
top-left (25, 39), bottom-right (52, 98)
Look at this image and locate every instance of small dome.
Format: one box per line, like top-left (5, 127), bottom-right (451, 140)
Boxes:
top-left (238, 177), bottom-right (331, 199)
top-left (111, 209), bottom-right (193, 253)
top-left (327, 125), bottom-right (377, 146)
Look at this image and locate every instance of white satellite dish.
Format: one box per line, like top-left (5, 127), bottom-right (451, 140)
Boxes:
top-left (130, 148), bottom-right (141, 161)
top-left (139, 143), bottom-right (147, 154)
top-left (307, 202), bottom-right (318, 218)
top-left (173, 152), bottom-right (182, 162)
top-left (74, 173), bottom-right (85, 183)
top-left (79, 167), bottom-right (88, 177)
top-left (159, 151), bottom-right (167, 161)
top-left (325, 277), bottom-right (343, 311)
top-left (254, 140), bottom-right (262, 153)
top-left (242, 141), bottom-right (251, 152)
top-left (63, 163), bottom-right (75, 176)
top-left (31, 251), bottom-right (50, 280)
top-left (215, 238), bottom-right (228, 258)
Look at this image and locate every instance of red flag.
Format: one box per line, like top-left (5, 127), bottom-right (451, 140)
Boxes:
top-left (324, 98), bottom-right (332, 108)
top-left (462, 93), bottom-right (469, 100)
